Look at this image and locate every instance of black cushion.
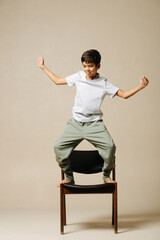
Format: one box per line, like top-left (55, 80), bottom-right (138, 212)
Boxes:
top-left (63, 183), bottom-right (115, 193)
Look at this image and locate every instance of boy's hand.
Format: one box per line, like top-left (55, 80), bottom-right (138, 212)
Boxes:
top-left (37, 57), bottom-right (44, 69)
top-left (140, 76), bottom-right (149, 89)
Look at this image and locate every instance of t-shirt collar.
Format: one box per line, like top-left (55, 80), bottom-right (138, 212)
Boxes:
top-left (84, 72), bottom-right (100, 80)
top-left (95, 73), bottom-right (100, 79)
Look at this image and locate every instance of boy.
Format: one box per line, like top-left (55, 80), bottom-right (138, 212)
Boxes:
top-left (37, 49), bottom-right (149, 187)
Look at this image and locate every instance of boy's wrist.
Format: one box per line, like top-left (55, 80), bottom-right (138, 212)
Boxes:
top-left (40, 64), bottom-right (45, 70)
top-left (138, 84), bottom-right (143, 91)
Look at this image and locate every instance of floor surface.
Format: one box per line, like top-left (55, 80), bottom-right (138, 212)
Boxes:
top-left (0, 210), bottom-right (159, 240)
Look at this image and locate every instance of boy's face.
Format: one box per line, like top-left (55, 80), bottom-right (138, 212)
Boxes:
top-left (82, 61), bottom-right (100, 80)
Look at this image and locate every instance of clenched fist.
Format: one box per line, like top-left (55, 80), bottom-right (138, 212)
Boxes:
top-left (140, 76), bottom-right (149, 89)
top-left (37, 57), bottom-right (44, 69)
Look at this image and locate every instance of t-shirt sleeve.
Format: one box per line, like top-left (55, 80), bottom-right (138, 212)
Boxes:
top-left (66, 72), bottom-right (80, 87)
top-left (105, 79), bottom-right (119, 98)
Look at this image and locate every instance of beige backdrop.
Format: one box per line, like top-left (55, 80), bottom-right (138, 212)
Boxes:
top-left (0, 0), bottom-right (160, 214)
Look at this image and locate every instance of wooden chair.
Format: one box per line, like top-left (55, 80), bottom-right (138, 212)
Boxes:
top-left (59, 150), bottom-right (118, 234)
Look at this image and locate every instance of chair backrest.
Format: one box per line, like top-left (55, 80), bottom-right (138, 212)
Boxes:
top-left (69, 150), bottom-right (104, 174)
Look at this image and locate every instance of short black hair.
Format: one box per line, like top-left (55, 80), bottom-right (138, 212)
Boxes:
top-left (81, 49), bottom-right (101, 66)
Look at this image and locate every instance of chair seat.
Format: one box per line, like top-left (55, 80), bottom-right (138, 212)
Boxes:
top-left (63, 183), bottom-right (115, 194)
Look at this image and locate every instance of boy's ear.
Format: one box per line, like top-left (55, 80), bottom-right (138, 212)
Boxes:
top-left (97, 63), bottom-right (101, 69)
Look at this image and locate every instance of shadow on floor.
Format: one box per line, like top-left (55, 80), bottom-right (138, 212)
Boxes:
top-left (64, 212), bottom-right (160, 234)
top-left (117, 212), bottom-right (160, 233)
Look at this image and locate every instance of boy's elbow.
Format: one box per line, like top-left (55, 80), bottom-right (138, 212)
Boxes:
top-left (121, 91), bottom-right (129, 99)
top-left (54, 79), bottom-right (62, 85)
top-left (55, 78), bottom-right (67, 85)
top-left (123, 95), bottom-right (129, 99)
top-left (117, 90), bottom-right (129, 99)
top-left (55, 81), bottom-right (60, 85)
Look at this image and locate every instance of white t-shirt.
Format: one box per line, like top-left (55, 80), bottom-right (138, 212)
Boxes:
top-left (66, 71), bottom-right (119, 122)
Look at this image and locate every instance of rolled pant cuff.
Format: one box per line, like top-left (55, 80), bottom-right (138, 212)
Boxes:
top-left (65, 173), bottom-right (74, 181)
top-left (103, 173), bottom-right (111, 180)
top-left (103, 176), bottom-right (110, 180)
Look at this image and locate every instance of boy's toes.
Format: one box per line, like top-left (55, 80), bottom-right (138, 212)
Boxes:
top-left (56, 179), bottom-right (75, 188)
top-left (104, 178), bottom-right (116, 184)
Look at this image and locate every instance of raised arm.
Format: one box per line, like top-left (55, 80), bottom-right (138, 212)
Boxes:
top-left (116, 76), bottom-right (149, 99)
top-left (37, 57), bottom-right (67, 85)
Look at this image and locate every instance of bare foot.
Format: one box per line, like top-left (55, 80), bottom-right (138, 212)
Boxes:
top-left (56, 179), bottom-right (75, 188)
top-left (104, 178), bottom-right (116, 184)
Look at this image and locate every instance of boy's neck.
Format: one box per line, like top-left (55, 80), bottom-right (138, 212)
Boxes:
top-left (86, 73), bottom-right (99, 80)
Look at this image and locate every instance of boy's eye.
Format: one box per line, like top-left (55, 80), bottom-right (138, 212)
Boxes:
top-left (84, 65), bottom-right (92, 68)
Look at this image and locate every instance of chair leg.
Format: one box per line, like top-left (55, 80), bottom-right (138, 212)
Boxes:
top-left (63, 194), bottom-right (66, 225)
top-left (114, 182), bottom-right (118, 234)
top-left (60, 185), bottom-right (64, 234)
top-left (112, 169), bottom-right (115, 225)
top-left (112, 192), bottom-right (114, 225)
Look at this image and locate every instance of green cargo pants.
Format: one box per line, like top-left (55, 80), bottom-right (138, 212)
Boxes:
top-left (54, 118), bottom-right (116, 180)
